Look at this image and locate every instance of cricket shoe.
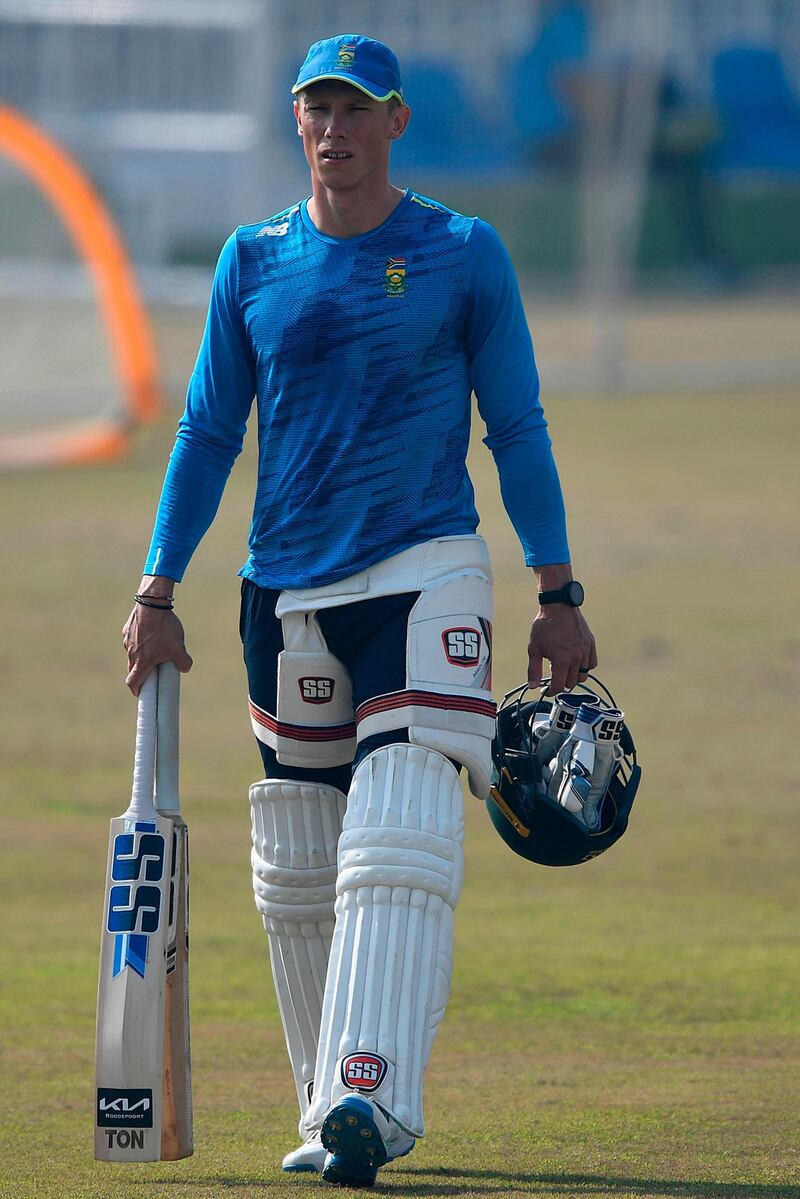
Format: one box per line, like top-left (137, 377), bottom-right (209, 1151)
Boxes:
top-left (320, 1094), bottom-right (414, 1187)
top-left (282, 1131), bottom-right (326, 1174)
top-left (282, 1118), bottom-right (414, 1176)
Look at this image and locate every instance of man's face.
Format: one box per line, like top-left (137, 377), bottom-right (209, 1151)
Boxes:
top-left (294, 81), bottom-right (409, 191)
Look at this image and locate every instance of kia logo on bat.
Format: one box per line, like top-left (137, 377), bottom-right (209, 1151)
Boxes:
top-left (97, 1088), bottom-right (153, 1127)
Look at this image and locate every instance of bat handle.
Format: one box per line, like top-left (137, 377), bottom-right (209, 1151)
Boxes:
top-left (156, 661), bottom-right (181, 814)
top-left (129, 670), bottom-right (158, 820)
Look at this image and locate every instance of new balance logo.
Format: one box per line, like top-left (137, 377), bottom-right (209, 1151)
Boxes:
top-left (257, 221), bottom-right (289, 237)
top-left (442, 627), bottom-right (481, 666)
top-left (298, 677), bottom-right (334, 704)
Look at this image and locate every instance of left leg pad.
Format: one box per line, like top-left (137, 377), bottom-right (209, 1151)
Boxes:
top-left (306, 745), bottom-right (464, 1139)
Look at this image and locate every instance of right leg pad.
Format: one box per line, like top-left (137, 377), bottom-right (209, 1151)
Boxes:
top-left (250, 779), bottom-right (347, 1124)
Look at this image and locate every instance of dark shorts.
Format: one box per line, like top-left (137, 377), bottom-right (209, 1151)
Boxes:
top-left (240, 578), bottom-right (419, 793)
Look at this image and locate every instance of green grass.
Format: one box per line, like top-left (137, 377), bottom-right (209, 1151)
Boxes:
top-left (1, 386), bottom-right (799, 1199)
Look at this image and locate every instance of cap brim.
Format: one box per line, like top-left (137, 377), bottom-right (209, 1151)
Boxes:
top-left (291, 73), bottom-right (402, 102)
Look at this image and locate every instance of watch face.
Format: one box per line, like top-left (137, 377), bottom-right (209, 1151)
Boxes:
top-left (566, 581), bottom-right (584, 606)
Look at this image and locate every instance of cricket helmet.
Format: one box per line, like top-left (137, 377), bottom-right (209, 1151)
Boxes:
top-left (487, 675), bottom-right (641, 867)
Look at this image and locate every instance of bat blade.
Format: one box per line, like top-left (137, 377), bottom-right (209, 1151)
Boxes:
top-left (94, 808), bottom-right (174, 1160)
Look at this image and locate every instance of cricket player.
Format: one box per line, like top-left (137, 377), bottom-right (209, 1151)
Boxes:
top-left (123, 34), bottom-right (597, 1186)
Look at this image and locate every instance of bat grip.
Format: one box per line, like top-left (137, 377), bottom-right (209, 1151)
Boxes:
top-left (129, 670), bottom-right (158, 819)
top-left (156, 661), bottom-right (181, 813)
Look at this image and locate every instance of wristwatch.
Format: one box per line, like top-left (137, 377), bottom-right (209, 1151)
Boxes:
top-left (538, 580), bottom-right (585, 607)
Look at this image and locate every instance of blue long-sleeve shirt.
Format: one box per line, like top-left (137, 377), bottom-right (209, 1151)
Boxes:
top-left (145, 189), bottom-right (569, 588)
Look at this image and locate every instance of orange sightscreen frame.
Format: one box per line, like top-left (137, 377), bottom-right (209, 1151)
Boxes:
top-left (0, 105), bottom-right (164, 466)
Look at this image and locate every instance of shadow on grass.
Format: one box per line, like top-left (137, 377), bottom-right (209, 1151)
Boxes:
top-left (125, 1168), bottom-right (800, 1197)
top-left (387, 1170), bottom-right (800, 1197)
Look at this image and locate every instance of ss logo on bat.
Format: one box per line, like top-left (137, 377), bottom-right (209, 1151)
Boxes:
top-left (106, 822), bottom-right (165, 935)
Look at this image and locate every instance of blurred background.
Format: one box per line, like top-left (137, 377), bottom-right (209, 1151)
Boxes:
top-left (1, 0), bottom-right (799, 448)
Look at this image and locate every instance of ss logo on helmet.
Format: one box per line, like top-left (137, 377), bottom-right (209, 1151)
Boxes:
top-left (442, 627), bottom-right (481, 666)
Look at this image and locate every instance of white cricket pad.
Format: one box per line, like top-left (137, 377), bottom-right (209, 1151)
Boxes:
top-left (352, 565), bottom-right (494, 799)
top-left (305, 745), bottom-right (464, 1139)
top-left (273, 536), bottom-right (495, 797)
top-left (250, 779), bottom-right (347, 1123)
top-left (249, 611), bottom-right (356, 768)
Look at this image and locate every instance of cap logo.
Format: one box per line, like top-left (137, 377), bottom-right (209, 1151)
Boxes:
top-left (340, 1052), bottom-right (388, 1092)
top-left (385, 256), bottom-right (406, 297)
top-left (336, 43), bottom-right (356, 69)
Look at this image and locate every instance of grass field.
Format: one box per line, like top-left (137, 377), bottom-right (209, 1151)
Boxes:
top-left (1, 348), bottom-right (799, 1198)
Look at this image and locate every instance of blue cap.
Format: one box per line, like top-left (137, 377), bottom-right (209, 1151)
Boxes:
top-left (292, 34), bottom-right (403, 103)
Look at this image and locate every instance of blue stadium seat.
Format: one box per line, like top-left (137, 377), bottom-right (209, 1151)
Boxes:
top-left (710, 45), bottom-right (800, 173)
top-left (509, 0), bottom-right (589, 151)
top-left (392, 61), bottom-right (513, 174)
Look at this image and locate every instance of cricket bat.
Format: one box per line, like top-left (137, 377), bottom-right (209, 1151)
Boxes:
top-left (94, 662), bottom-right (193, 1161)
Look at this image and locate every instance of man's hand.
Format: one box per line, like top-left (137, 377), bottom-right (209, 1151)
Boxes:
top-left (528, 562), bottom-right (597, 695)
top-left (527, 604), bottom-right (597, 696)
top-left (122, 575), bottom-right (193, 696)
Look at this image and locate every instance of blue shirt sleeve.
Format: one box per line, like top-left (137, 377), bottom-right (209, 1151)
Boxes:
top-left (466, 219), bottom-right (570, 567)
top-left (143, 231), bottom-right (256, 580)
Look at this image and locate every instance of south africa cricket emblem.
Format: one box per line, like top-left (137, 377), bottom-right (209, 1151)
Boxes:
top-left (385, 256), bottom-right (406, 297)
top-left (337, 44), bottom-right (356, 68)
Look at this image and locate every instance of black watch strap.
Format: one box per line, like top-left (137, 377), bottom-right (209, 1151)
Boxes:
top-left (538, 580), bottom-right (585, 607)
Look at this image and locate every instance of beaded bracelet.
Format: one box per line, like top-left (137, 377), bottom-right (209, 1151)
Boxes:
top-left (134, 593), bottom-right (174, 610)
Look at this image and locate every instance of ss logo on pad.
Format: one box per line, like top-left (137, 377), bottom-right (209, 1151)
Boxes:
top-left (340, 1052), bottom-right (388, 1092)
top-left (298, 677), bottom-right (335, 704)
top-left (442, 627), bottom-right (481, 666)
